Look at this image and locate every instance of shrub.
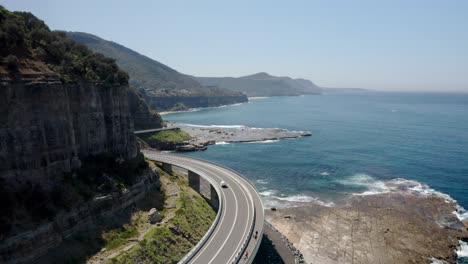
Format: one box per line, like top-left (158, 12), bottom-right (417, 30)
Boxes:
top-left (3, 54), bottom-right (19, 70)
top-left (0, 5), bottom-right (129, 84)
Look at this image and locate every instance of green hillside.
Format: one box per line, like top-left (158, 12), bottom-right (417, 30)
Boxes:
top-left (67, 32), bottom-right (247, 110)
top-left (196, 72), bottom-right (321, 97)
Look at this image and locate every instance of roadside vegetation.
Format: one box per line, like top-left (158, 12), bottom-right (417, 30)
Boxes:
top-left (88, 164), bottom-right (216, 264)
top-left (0, 152), bottom-right (148, 237)
top-left (148, 129), bottom-right (191, 143)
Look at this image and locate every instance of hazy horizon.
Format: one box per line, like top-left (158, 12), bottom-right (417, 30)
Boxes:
top-left (3, 0), bottom-right (468, 92)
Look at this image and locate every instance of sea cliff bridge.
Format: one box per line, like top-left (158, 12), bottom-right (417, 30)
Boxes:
top-left (142, 150), bottom-right (265, 264)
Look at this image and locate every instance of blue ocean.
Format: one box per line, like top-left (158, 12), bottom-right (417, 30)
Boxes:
top-left (163, 92), bottom-right (468, 214)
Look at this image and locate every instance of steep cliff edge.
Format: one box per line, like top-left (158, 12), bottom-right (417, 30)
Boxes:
top-left (127, 86), bottom-right (163, 130)
top-left (0, 6), bottom-right (154, 244)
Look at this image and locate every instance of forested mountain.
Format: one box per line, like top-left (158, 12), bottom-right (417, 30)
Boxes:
top-left (67, 32), bottom-right (247, 110)
top-left (196, 72), bottom-right (321, 97)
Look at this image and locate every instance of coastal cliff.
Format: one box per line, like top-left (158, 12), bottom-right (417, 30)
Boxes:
top-left (0, 7), bottom-right (160, 262)
top-left (127, 86), bottom-right (163, 130)
top-left (0, 72), bottom-right (137, 187)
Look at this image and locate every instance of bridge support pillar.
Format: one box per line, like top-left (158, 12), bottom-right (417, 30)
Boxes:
top-left (188, 171), bottom-right (200, 192)
top-left (210, 185), bottom-right (219, 211)
top-left (162, 163), bottom-right (173, 174)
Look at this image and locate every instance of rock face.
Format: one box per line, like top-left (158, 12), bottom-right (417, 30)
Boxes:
top-left (0, 73), bottom-right (137, 188)
top-left (127, 87), bottom-right (163, 130)
top-left (0, 168), bottom-right (158, 264)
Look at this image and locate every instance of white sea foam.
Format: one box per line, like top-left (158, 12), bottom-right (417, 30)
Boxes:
top-left (454, 205), bottom-right (468, 221)
top-left (259, 190), bottom-right (277, 196)
top-left (338, 173), bottom-right (468, 221)
top-left (260, 190), bottom-right (335, 208)
top-left (429, 257), bottom-right (449, 264)
top-left (228, 103), bottom-right (245, 107)
top-left (256, 179), bottom-right (269, 184)
top-left (215, 141), bottom-right (230, 145)
top-left (457, 240), bottom-right (468, 258)
top-left (179, 123), bottom-right (247, 129)
top-left (320, 171), bottom-right (330, 176)
top-left (246, 139), bottom-right (280, 144)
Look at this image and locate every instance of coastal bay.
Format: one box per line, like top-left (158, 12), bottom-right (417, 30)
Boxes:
top-left (164, 92), bottom-right (468, 263)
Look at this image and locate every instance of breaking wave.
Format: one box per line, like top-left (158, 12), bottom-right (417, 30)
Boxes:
top-left (457, 240), bottom-right (468, 261)
top-left (256, 179), bottom-right (269, 184)
top-left (259, 189), bottom-right (335, 208)
top-left (338, 173), bottom-right (468, 221)
top-left (179, 123), bottom-right (247, 129)
top-left (246, 139), bottom-right (280, 144)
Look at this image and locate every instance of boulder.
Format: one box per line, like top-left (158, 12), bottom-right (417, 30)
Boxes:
top-left (148, 208), bottom-right (162, 224)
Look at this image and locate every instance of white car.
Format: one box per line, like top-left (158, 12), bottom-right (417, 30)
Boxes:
top-left (220, 181), bottom-right (228, 188)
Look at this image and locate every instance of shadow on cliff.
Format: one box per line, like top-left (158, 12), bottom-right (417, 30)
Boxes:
top-left (33, 181), bottom-right (165, 264)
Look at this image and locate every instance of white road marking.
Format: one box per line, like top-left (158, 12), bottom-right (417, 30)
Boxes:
top-left (143, 152), bottom-right (263, 264)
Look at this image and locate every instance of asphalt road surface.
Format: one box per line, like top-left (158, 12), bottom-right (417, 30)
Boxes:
top-left (142, 150), bottom-right (264, 264)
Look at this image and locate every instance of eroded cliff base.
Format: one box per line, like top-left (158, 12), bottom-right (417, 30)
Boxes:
top-left (266, 193), bottom-right (468, 264)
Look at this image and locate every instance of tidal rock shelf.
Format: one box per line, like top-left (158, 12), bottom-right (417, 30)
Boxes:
top-left (169, 123), bottom-right (311, 151)
top-left (266, 193), bottom-right (468, 264)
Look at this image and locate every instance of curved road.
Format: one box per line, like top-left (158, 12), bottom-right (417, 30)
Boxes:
top-left (142, 150), bottom-right (264, 264)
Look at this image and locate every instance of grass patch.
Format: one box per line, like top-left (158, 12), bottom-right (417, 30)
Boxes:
top-left (102, 211), bottom-right (149, 250)
top-left (110, 167), bottom-right (216, 264)
top-left (103, 225), bottom-right (138, 250)
top-left (148, 129), bottom-right (190, 143)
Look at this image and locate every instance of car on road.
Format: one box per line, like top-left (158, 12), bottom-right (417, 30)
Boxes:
top-left (220, 181), bottom-right (228, 188)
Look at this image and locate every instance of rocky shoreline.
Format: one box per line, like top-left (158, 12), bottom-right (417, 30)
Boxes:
top-left (266, 193), bottom-right (468, 264)
top-left (167, 123), bottom-right (311, 151)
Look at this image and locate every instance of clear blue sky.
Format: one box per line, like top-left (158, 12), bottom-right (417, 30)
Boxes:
top-left (2, 0), bottom-right (468, 91)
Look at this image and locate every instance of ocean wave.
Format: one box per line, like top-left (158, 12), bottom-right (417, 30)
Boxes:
top-left (429, 257), bottom-right (449, 264)
top-left (319, 171), bottom-right (330, 176)
top-left (260, 190), bottom-right (335, 208)
top-left (338, 173), bottom-right (468, 221)
top-left (259, 190), bottom-right (277, 196)
top-left (256, 179), bottom-right (269, 184)
top-left (215, 141), bottom-right (230, 145)
top-left (178, 123), bottom-right (247, 129)
top-left (227, 103), bottom-right (244, 107)
top-left (457, 240), bottom-right (468, 258)
top-left (455, 205), bottom-right (468, 220)
top-left (246, 139), bottom-right (280, 144)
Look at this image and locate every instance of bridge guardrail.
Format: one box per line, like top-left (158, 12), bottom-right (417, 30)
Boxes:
top-left (145, 155), bottom-right (224, 264)
top-left (175, 155), bottom-right (264, 264)
top-left (146, 151), bottom-right (263, 264)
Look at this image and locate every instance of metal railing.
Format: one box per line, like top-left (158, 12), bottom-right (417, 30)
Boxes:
top-left (176, 155), bottom-right (264, 264)
top-left (146, 152), bottom-right (263, 264)
top-left (146, 157), bottom-right (224, 264)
